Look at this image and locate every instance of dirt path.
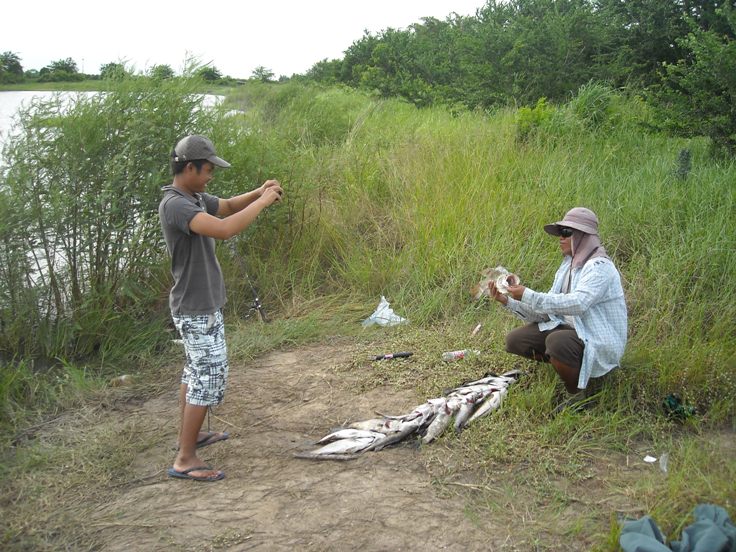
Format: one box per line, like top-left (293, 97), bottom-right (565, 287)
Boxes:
top-left (90, 343), bottom-right (514, 551)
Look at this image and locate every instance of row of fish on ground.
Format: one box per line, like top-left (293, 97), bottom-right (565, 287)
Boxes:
top-left (295, 369), bottom-right (522, 460)
top-left (294, 266), bottom-right (522, 460)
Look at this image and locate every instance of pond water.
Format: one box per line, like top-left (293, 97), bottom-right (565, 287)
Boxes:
top-left (0, 91), bottom-right (224, 167)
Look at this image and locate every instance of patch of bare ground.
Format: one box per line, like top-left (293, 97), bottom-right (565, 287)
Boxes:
top-left (90, 342), bottom-right (514, 551)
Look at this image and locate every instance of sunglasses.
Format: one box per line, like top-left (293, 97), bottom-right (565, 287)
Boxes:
top-left (559, 227), bottom-right (574, 238)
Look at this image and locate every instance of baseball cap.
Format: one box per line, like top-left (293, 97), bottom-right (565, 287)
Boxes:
top-left (173, 135), bottom-right (231, 168)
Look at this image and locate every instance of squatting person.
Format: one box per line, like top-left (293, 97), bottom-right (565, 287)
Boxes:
top-left (159, 135), bottom-right (283, 481)
top-left (487, 207), bottom-right (627, 403)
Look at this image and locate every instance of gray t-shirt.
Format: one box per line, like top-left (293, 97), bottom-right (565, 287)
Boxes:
top-left (159, 185), bottom-right (225, 315)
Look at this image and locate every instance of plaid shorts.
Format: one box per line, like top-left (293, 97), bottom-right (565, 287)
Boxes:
top-left (172, 309), bottom-right (229, 406)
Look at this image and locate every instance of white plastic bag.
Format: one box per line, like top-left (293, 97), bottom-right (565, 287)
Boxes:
top-left (362, 296), bottom-right (408, 327)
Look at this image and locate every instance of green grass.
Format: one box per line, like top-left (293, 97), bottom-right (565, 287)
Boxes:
top-left (0, 79), bottom-right (734, 550)
top-left (0, 80), bottom-right (104, 92)
top-left (0, 77), bottom-right (238, 93)
top-left (330, 323), bottom-right (736, 549)
top-left (219, 81), bottom-right (734, 420)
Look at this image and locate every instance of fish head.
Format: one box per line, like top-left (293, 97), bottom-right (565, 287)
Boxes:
top-left (494, 270), bottom-right (520, 295)
top-left (473, 266), bottom-right (515, 299)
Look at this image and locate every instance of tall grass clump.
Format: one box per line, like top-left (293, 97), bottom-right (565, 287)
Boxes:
top-left (0, 76), bottom-right (229, 422)
top-left (215, 82), bottom-right (735, 420)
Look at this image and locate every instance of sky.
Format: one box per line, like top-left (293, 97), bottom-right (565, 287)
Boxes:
top-left (4, 0), bottom-right (484, 79)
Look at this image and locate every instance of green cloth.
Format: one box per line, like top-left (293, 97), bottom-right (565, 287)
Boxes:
top-left (620, 504), bottom-right (736, 552)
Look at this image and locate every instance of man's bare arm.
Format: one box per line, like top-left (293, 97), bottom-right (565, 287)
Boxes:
top-left (190, 186), bottom-right (282, 240)
top-left (217, 179), bottom-right (281, 217)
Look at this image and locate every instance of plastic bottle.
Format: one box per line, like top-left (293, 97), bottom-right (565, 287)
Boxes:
top-left (441, 349), bottom-right (481, 361)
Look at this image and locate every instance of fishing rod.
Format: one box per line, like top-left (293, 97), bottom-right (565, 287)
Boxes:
top-left (228, 238), bottom-right (269, 323)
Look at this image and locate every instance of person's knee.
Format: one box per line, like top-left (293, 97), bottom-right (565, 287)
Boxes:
top-left (545, 331), bottom-right (583, 371)
top-left (544, 336), bottom-right (564, 361)
top-left (505, 332), bottom-right (524, 356)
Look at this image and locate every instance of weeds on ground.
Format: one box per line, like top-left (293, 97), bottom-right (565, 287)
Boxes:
top-left (333, 322), bottom-right (736, 550)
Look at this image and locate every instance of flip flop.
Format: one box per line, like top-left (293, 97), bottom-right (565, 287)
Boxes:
top-left (167, 465), bottom-right (225, 482)
top-left (174, 431), bottom-right (229, 451)
top-left (195, 431), bottom-right (229, 449)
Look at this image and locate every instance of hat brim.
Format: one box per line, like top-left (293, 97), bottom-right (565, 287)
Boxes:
top-left (544, 221), bottom-right (597, 236)
top-left (544, 223), bottom-right (564, 236)
top-left (207, 155), bottom-right (231, 168)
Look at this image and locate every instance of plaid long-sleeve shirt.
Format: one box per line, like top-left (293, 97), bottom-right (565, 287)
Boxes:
top-left (505, 256), bottom-right (628, 389)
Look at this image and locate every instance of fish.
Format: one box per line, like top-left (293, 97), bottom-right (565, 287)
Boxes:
top-left (500, 369), bottom-right (524, 379)
top-left (453, 390), bottom-right (489, 433)
top-left (364, 418), bottom-right (423, 452)
top-left (377, 398), bottom-right (442, 423)
top-left (448, 383), bottom-right (497, 396)
top-left (451, 369), bottom-right (522, 390)
top-left (471, 266), bottom-right (521, 300)
top-left (422, 401), bottom-right (454, 444)
top-left (348, 418), bottom-right (405, 433)
top-left (460, 375), bottom-right (514, 387)
top-left (313, 435), bottom-right (382, 454)
top-left (453, 402), bottom-right (476, 433)
top-left (294, 431), bottom-right (386, 460)
top-left (295, 369), bottom-right (523, 459)
top-left (466, 388), bottom-right (507, 424)
top-left (317, 429), bottom-right (386, 444)
top-left (292, 453), bottom-right (362, 461)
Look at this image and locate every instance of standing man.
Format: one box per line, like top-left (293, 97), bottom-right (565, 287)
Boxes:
top-left (159, 135), bottom-right (282, 481)
top-left (488, 207), bottom-right (627, 403)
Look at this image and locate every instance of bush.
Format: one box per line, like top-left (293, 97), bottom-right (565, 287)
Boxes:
top-left (0, 77), bottom-right (223, 363)
top-left (568, 80), bottom-right (617, 128)
top-left (515, 97), bottom-right (555, 142)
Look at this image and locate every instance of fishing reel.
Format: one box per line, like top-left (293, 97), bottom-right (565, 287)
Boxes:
top-left (243, 271), bottom-right (269, 324)
top-left (227, 239), bottom-right (269, 323)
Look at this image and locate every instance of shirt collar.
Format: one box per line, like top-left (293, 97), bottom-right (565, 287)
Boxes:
top-left (162, 184), bottom-right (202, 204)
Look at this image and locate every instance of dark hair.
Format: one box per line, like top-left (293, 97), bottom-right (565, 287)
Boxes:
top-left (170, 149), bottom-right (209, 175)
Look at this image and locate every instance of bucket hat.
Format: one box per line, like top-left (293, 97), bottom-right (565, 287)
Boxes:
top-left (544, 207), bottom-right (599, 236)
top-left (173, 135), bottom-right (231, 168)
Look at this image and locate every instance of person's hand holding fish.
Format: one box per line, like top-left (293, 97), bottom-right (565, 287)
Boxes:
top-left (488, 281), bottom-right (526, 303)
top-left (506, 283), bottom-right (526, 300)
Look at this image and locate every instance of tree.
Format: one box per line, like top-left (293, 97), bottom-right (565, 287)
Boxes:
top-left (39, 58), bottom-right (81, 82)
top-left (0, 51), bottom-right (24, 83)
top-left (251, 65), bottom-right (275, 82)
top-left (306, 59), bottom-right (342, 83)
top-left (0, 77), bottom-right (220, 361)
top-left (48, 57), bottom-right (78, 74)
top-left (100, 62), bottom-right (129, 80)
top-left (340, 31), bottom-right (381, 86)
top-left (195, 65), bottom-right (222, 81)
top-left (650, 5), bottom-right (736, 155)
top-left (496, 0), bottom-right (606, 105)
top-left (149, 64), bottom-right (175, 79)
top-left (593, 0), bottom-right (690, 87)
